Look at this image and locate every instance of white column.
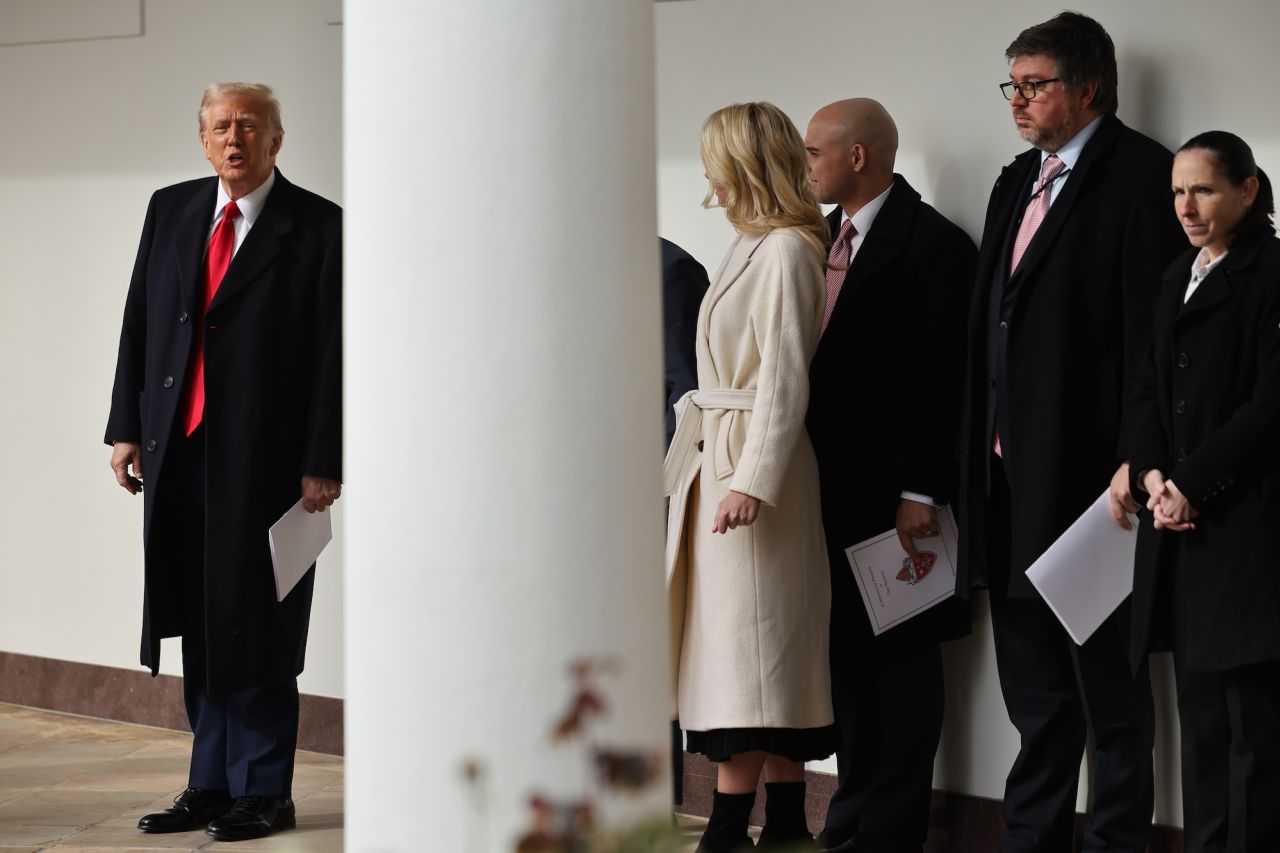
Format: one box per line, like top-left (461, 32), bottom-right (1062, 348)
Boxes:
top-left (343, 2), bottom-right (669, 851)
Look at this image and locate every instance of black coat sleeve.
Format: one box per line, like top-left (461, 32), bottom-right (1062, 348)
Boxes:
top-left (662, 249), bottom-right (708, 447)
top-left (899, 223), bottom-right (979, 504)
top-left (1116, 157), bottom-right (1186, 459)
top-left (301, 210), bottom-right (343, 482)
top-left (104, 191), bottom-right (159, 445)
top-left (1125, 323), bottom-right (1172, 498)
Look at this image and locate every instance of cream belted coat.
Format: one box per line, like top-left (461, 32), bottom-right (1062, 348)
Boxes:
top-left (664, 227), bottom-right (833, 732)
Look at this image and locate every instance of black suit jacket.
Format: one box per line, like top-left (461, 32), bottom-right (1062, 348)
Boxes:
top-left (958, 115), bottom-right (1186, 597)
top-left (660, 238), bottom-right (708, 447)
top-left (1126, 228), bottom-right (1280, 672)
top-left (105, 169), bottom-right (342, 694)
top-left (807, 176), bottom-right (977, 642)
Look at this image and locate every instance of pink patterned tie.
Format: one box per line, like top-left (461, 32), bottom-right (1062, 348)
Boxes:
top-left (1009, 153), bottom-right (1065, 274)
top-left (820, 218), bottom-right (856, 337)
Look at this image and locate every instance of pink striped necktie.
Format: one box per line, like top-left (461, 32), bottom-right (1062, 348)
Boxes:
top-left (820, 218), bottom-right (856, 337)
top-left (1009, 153), bottom-right (1065, 275)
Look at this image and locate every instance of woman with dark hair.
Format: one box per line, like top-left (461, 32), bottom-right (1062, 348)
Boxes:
top-left (1113, 130), bottom-right (1280, 852)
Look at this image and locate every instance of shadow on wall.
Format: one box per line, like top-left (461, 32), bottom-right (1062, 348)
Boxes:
top-left (1122, 49), bottom-right (1184, 149)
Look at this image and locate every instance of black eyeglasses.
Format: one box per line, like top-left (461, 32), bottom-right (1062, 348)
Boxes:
top-left (1000, 78), bottom-right (1061, 101)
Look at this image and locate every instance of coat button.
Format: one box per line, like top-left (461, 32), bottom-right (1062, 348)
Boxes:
top-left (1176, 447), bottom-right (1187, 462)
top-left (145, 439), bottom-right (157, 452)
top-left (697, 440), bottom-right (704, 452)
top-left (1175, 400), bottom-right (1187, 414)
top-left (999, 321), bottom-right (1009, 331)
top-left (1177, 352), bottom-right (1190, 368)
top-left (179, 312), bottom-right (189, 324)
top-left (162, 376), bottom-right (174, 389)
top-left (989, 379), bottom-right (997, 388)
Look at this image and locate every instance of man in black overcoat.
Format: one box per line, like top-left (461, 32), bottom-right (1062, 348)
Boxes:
top-left (803, 99), bottom-right (976, 853)
top-left (659, 236), bottom-right (707, 807)
top-left (660, 237), bottom-right (708, 448)
top-left (956, 14), bottom-right (1185, 852)
top-left (105, 83), bottom-right (342, 842)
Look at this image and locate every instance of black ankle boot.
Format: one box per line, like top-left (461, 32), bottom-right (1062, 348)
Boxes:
top-left (757, 781), bottom-right (816, 848)
top-left (696, 789), bottom-right (756, 852)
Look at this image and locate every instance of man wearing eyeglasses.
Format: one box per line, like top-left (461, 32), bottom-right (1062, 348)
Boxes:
top-left (957, 12), bottom-right (1184, 853)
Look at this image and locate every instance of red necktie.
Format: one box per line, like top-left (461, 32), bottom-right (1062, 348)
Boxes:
top-left (820, 218), bottom-right (856, 337)
top-left (182, 200), bottom-right (241, 435)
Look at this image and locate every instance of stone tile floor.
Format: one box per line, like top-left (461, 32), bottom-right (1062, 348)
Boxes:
top-left (0, 703), bottom-right (342, 852)
top-left (0, 703), bottom-right (714, 852)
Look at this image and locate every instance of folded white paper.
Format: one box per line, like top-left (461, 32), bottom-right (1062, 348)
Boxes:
top-left (268, 498), bottom-right (333, 602)
top-left (1025, 490), bottom-right (1137, 645)
top-left (844, 505), bottom-right (959, 636)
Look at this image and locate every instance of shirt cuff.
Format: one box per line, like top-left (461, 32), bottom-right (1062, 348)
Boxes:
top-left (900, 491), bottom-right (939, 507)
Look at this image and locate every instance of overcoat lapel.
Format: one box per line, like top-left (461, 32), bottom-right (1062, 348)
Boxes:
top-left (843, 178), bottom-right (915, 290)
top-left (975, 157), bottom-right (1035, 297)
top-left (1008, 115), bottom-right (1122, 289)
top-left (173, 179), bottom-right (218, 315)
top-left (702, 230), bottom-right (768, 326)
top-left (1176, 268), bottom-right (1235, 322)
top-left (818, 179), bottom-right (915, 341)
top-left (209, 172), bottom-right (293, 313)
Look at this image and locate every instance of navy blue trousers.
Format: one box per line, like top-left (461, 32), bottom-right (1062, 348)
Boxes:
top-left (986, 458), bottom-right (1155, 853)
top-left (168, 425), bottom-right (299, 798)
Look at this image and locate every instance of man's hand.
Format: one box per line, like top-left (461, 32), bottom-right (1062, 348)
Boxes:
top-left (1108, 462), bottom-right (1140, 530)
top-left (110, 441), bottom-right (144, 495)
top-left (712, 490), bottom-right (761, 534)
top-left (895, 499), bottom-right (937, 564)
top-left (302, 475), bottom-right (342, 513)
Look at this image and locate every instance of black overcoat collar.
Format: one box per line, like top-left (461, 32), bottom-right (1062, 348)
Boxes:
top-left (823, 175), bottom-right (921, 319)
top-left (1167, 224), bottom-right (1276, 324)
top-left (1005, 114), bottom-right (1123, 288)
top-left (171, 168), bottom-right (295, 315)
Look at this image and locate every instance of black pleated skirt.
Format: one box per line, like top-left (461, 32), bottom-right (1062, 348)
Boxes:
top-left (685, 724), bottom-right (839, 763)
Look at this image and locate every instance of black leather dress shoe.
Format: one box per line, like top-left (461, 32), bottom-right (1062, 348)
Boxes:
top-left (815, 830), bottom-right (856, 852)
top-left (137, 787), bottom-right (232, 833)
top-left (821, 840), bottom-right (860, 852)
top-left (206, 796), bottom-right (296, 841)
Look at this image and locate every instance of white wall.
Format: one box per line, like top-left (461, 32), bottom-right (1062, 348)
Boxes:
top-left (0, 0), bottom-right (345, 698)
top-left (654, 0), bottom-right (1280, 828)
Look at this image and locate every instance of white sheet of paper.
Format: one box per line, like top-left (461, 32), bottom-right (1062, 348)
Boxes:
top-left (844, 505), bottom-right (959, 636)
top-left (268, 498), bottom-right (333, 602)
top-left (1025, 490), bottom-right (1137, 645)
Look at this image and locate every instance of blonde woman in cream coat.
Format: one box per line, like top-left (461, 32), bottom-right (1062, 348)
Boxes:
top-left (664, 101), bottom-right (835, 852)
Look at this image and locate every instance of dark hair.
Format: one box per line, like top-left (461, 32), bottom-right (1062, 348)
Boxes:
top-left (1006, 11), bottom-right (1118, 115)
top-left (1179, 130), bottom-right (1276, 231)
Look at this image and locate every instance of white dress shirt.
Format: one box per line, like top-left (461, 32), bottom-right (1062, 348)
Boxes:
top-left (208, 170), bottom-right (276, 256)
top-left (1184, 247), bottom-right (1228, 303)
top-left (838, 180), bottom-right (893, 263)
top-left (1040, 114), bottom-right (1103, 207)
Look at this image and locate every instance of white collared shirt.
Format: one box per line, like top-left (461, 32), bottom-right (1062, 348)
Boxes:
top-left (208, 170), bottom-right (277, 256)
top-left (1184, 247), bottom-right (1229, 303)
top-left (838, 180), bottom-right (894, 263)
top-left (1040, 114), bottom-right (1103, 207)
top-left (837, 181), bottom-right (938, 510)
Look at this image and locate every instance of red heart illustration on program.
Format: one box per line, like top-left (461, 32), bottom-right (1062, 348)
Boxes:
top-left (896, 552), bottom-right (936, 585)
